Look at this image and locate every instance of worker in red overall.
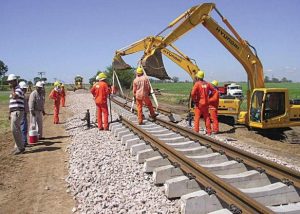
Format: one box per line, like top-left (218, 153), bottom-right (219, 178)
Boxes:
top-left (91, 73), bottom-right (110, 130)
top-left (133, 67), bottom-right (157, 125)
top-left (191, 70), bottom-right (215, 135)
top-left (60, 84), bottom-right (66, 107)
top-left (209, 80), bottom-right (220, 134)
top-left (49, 81), bottom-right (61, 124)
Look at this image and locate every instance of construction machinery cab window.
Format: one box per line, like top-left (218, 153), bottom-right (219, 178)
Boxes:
top-left (263, 92), bottom-right (285, 120)
top-left (250, 91), bottom-right (264, 122)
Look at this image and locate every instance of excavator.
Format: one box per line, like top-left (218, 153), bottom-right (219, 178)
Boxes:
top-left (113, 3), bottom-right (300, 129)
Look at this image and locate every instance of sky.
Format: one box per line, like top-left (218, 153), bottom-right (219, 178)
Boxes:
top-left (1, 0), bottom-right (300, 83)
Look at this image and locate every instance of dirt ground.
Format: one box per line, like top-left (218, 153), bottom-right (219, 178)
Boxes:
top-left (0, 96), bottom-right (74, 213)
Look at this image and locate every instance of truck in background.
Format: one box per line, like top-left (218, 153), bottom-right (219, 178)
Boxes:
top-left (219, 83), bottom-right (243, 99)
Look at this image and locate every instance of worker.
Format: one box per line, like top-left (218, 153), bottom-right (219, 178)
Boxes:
top-left (49, 81), bottom-right (61, 124)
top-left (191, 70), bottom-right (215, 135)
top-left (29, 81), bottom-right (45, 139)
top-left (60, 84), bottom-right (66, 107)
top-left (209, 80), bottom-right (220, 134)
top-left (133, 67), bottom-right (157, 125)
top-left (19, 81), bottom-right (29, 146)
top-left (90, 72), bottom-right (110, 130)
top-left (7, 74), bottom-right (25, 155)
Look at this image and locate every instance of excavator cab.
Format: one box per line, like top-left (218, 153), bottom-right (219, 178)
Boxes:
top-left (249, 88), bottom-right (293, 129)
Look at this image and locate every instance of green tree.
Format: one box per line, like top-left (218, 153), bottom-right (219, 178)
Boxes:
top-left (264, 75), bottom-right (270, 83)
top-left (281, 77), bottom-right (288, 82)
top-left (33, 77), bottom-right (41, 84)
top-left (172, 76), bottom-right (179, 83)
top-left (0, 60), bottom-right (8, 79)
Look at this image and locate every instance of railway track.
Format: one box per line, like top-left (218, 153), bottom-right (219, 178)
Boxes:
top-left (109, 95), bottom-right (300, 213)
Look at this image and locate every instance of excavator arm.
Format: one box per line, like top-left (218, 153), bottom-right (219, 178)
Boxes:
top-left (112, 36), bottom-right (200, 80)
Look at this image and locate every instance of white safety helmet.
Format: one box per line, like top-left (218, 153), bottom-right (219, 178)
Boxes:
top-left (7, 74), bottom-right (17, 81)
top-left (19, 81), bottom-right (28, 89)
top-left (35, 81), bottom-right (43, 88)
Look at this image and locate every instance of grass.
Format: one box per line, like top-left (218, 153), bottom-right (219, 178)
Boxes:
top-left (0, 91), bottom-right (11, 134)
top-left (151, 82), bottom-right (300, 110)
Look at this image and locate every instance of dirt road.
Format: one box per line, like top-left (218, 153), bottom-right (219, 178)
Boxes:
top-left (0, 96), bottom-right (74, 213)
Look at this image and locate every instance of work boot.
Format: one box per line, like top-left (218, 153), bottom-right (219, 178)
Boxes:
top-left (12, 148), bottom-right (25, 155)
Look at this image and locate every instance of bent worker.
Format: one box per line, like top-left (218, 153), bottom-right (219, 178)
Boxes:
top-left (29, 81), bottom-right (45, 139)
top-left (19, 81), bottom-right (29, 146)
top-left (90, 73), bottom-right (110, 130)
top-left (7, 74), bottom-right (25, 155)
top-left (191, 70), bottom-right (215, 135)
top-left (209, 80), bottom-right (220, 134)
top-left (49, 81), bottom-right (61, 124)
top-left (60, 84), bottom-right (66, 107)
top-left (133, 67), bottom-right (157, 125)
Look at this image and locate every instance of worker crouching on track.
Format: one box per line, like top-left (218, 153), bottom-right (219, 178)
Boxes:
top-left (90, 72), bottom-right (110, 130)
top-left (49, 81), bottom-right (61, 124)
top-left (191, 70), bottom-right (215, 135)
top-left (60, 84), bottom-right (66, 107)
top-left (133, 67), bottom-right (157, 125)
top-left (209, 80), bottom-right (220, 134)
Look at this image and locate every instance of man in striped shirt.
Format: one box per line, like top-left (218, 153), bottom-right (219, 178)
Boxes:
top-left (7, 74), bottom-right (25, 155)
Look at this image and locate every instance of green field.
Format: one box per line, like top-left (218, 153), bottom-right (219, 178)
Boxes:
top-left (152, 82), bottom-right (300, 109)
top-left (0, 91), bottom-right (11, 133)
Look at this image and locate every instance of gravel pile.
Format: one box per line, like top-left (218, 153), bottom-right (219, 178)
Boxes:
top-left (65, 91), bottom-right (180, 214)
top-left (178, 119), bottom-right (300, 172)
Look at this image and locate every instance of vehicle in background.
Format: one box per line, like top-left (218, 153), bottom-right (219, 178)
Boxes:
top-left (219, 83), bottom-right (243, 99)
top-left (74, 75), bottom-right (83, 91)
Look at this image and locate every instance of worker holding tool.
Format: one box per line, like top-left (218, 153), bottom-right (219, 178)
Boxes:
top-left (29, 81), bottom-right (45, 138)
top-left (19, 81), bottom-right (29, 146)
top-left (133, 67), bottom-right (157, 125)
top-left (60, 84), bottom-right (66, 107)
top-left (7, 74), bottom-right (25, 155)
top-left (49, 81), bottom-right (61, 124)
top-left (209, 80), bottom-right (220, 134)
top-left (90, 72), bottom-right (110, 130)
top-left (191, 70), bottom-right (215, 135)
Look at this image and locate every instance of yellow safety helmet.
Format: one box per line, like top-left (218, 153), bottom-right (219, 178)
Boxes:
top-left (54, 81), bottom-right (60, 87)
top-left (98, 72), bottom-right (107, 80)
top-left (211, 80), bottom-right (218, 87)
top-left (61, 84), bottom-right (64, 87)
top-left (136, 67), bottom-right (143, 75)
top-left (196, 70), bottom-right (204, 79)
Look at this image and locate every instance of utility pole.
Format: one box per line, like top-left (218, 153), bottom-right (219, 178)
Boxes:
top-left (38, 72), bottom-right (45, 79)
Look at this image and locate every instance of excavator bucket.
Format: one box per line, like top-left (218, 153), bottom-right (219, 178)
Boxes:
top-left (112, 54), bottom-right (132, 70)
top-left (141, 49), bottom-right (171, 80)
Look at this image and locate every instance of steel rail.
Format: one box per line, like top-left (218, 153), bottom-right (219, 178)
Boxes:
top-left (120, 116), bottom-right (273, 213)
top-left (156, 118), bottom-right (300, 189)
top-left (111, 95), bottom-right (300, 188)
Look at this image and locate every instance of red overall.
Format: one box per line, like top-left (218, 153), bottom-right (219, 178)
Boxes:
top-left (61, 87), bottom-right (66, 107)
top-left (133, 75), bottom-right (155, 124)
top-left (91, 81), bottom-right (110, 130)
top-left (209, 88), bottom-right (220, 133)
top-left (191, 80), bottom-right (215, 134)
top-left (49, 88), bottom-right (61, 124)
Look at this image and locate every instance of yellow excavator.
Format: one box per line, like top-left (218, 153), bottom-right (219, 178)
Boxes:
top-left (114, 3), bottom-right (300, 129)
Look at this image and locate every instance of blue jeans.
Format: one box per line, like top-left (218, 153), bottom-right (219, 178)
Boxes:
top-left (20, 112), bottom-right (28, 144)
